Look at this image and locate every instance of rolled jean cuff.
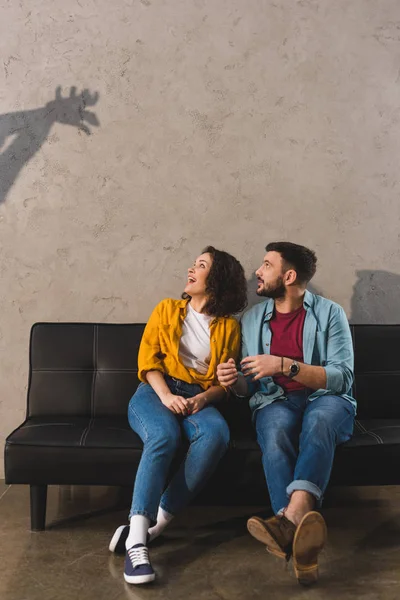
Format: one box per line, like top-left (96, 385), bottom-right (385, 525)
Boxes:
top-left (128, 508), bottom-right (157, 526)
top-left (286, 480), bottom-right (323, 507)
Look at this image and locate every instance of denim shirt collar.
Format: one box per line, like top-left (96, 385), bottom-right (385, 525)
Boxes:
top-left (262, 289), bottom-right (314, 323)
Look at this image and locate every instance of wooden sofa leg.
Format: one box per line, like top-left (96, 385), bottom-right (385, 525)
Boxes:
top-left (30, 485), bottom-right (48, 531)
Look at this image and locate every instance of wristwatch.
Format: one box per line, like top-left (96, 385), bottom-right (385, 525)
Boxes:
top-left (287, 360), bottom-right (300, 379)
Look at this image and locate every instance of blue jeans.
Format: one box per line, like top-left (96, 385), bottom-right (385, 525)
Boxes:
top-left (128, 376), bottom-right (230, 523)
top-left (255, 389), bottom-right (355, 514)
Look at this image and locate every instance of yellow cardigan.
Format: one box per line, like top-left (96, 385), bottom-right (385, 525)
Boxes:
top-left (138, 298), bottom-right (240, 390)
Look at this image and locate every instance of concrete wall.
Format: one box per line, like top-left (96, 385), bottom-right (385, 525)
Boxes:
top-left (1, 0), bottom-right (400, 476)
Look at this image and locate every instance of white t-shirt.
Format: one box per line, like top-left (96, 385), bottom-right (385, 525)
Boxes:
top-left (179, 304), bottom-right (213, 375)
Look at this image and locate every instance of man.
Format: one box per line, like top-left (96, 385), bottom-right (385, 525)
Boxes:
top-left (217, 242), bottom-right (355, 586)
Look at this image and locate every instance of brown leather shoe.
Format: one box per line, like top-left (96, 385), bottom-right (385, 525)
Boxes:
top-left (292, 511), bottom-right (327, 586)
top-left (247, 514), bottom-right (297, 560)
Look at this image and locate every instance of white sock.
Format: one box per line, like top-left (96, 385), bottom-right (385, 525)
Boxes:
top-left (148, 506), bottom-right (174, 542)
top-left (126, 515), bottom-right (150, 549)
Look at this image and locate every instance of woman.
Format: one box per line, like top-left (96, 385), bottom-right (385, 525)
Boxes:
top-left (110, 246), bottom-right (247, 585)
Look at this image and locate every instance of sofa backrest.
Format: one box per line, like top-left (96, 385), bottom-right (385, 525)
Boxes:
top-left (351, 325), bottom-right (400, 418)
top-left (28, 323), bottom-right (145, 418)
top-left (27, 322), bottom-right (400, 419)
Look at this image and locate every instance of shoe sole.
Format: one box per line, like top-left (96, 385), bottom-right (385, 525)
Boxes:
top-left (124, 572), bottom-right (155, 584)
top-left (292, 511), bottom-right (327, 586)
top-left (247, 517), bottom-right (287, 560)
top-left (109, 525), bottom-right (129, 554)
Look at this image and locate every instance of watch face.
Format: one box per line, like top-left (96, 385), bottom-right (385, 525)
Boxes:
top-left (290, 362), bottom-right (299, 376)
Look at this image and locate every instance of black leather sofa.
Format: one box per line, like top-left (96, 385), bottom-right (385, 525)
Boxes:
top-left (4, 322), bottom-right (400, 530)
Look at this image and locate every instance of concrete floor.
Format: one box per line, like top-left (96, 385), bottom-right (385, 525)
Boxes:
top-left (1, 482), bottom-right (400, 600)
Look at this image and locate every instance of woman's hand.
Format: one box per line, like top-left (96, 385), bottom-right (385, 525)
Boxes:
top-left (160, 392), bottom-right (190, 415)
top-left (217, 358), bottom-right (238, 387)
top-left (186, 394), bottom-right (207, 415)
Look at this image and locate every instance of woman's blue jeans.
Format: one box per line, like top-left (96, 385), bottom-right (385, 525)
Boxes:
top-left (254, 389), bottom-right (355, 514)
top-left (128, 376), bottom-right (230, 523)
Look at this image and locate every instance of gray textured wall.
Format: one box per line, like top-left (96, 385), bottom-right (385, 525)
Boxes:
top-left (1, 0), bottom-right (400, 476)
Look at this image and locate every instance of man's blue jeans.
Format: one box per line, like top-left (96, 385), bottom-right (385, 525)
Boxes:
top-left (128, 376), bottom-right (230, 523)
top-left (254, 389), bottom-right (355, 514)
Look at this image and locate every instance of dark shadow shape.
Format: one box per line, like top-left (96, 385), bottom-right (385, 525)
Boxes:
top-left (46, 504), bottom-right (123, 531)
top-left (350, 270), bottom-right (400, 324)
top-left (247, 268), bottom-right (400, 323)
top-left (315, 514), bottom-right (400, 594)
top-left (323, 487), bottom-right (387, 511)
top-left (194, 509), bottom-right (268, 535)
top-left (352, 516), bottom-right (400, 551)
top-left (135, 511), bottom-right (268, 587)
top-left (0, 86), bottom-right (100, 204)
top-left (46, 484), bottom-right (129, 530)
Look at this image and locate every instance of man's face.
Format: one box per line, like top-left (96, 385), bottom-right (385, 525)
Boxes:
top-left (255, 251), bottom-right (287, 299)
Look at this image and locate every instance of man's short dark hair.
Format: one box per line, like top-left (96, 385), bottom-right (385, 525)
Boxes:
top-left (266, 242), bottom-right (317, 285)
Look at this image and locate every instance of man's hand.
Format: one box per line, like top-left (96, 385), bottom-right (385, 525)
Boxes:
top-left (160, 392), bottom-right (190, 415)
top-left (217, 358), bottom-right (239, 387)
top-left (241, 355), bottom-right (281, 381)
top-left (186, 394), bottom-right (207, 415)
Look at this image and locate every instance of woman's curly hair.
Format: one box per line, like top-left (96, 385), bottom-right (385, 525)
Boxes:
top-left (183, 246), bottom-right (248, 317)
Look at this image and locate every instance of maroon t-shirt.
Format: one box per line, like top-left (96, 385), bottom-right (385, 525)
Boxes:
top-left (269, 305), bottom-right (307, 393)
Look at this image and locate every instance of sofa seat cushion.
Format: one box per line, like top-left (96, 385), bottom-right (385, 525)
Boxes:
top-left (326, 419), bottom-right (400, 486)
top-left (8, 416), bottom-right (400, 453)
top-left (7, 415), bottom-right (400, 489)
top-left (5, 418), bottom-right (143, 486)
top-left (343, 419), bottom-right (400, 447)
top-left (6, 417), bottom-right (91, 447)
top-left (84, 418), bottom-right (143, 449)
top-left (215, 418), bottom-right (400, 491)
top-left (6, 417), bottom-right (142, 449)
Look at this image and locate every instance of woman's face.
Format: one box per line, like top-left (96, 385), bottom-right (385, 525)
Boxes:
top-left (184, 252), bottom-right (213, 296)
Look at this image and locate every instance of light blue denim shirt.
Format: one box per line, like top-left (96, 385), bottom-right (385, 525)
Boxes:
top-left (240, 290), bottom-right (356, 417)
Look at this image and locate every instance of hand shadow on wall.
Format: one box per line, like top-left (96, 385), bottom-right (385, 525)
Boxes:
top-left (0, 86), bottom-right (99, 204)
top-left (350, 270), bottom-right (400, 324)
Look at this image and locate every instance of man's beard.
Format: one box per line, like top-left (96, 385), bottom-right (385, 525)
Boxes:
top-left (256, 276), bottom-right (286, 300)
